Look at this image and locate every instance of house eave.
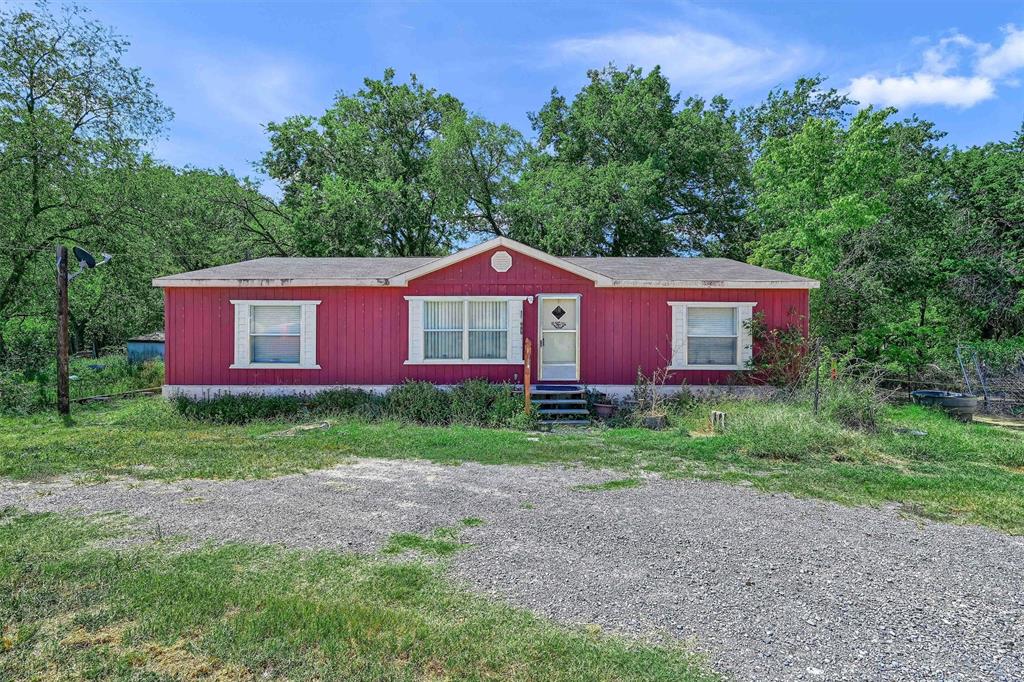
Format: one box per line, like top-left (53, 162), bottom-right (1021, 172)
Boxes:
top-left (599, 279), bottom-right (820, 289)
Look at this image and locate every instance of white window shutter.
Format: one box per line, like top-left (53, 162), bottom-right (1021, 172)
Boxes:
top-left (671, 305), bottom-right (686, 367)
top-left (408, 299), bottom-right (424, 363)
top-left (301, 303), bottom-right (318, 367)
top-left (739, 304), bottom-right (755, 367)
top-left (508, 299), bottom-right (524, 363)
top-left (233, 302), bottom-right (250, 367)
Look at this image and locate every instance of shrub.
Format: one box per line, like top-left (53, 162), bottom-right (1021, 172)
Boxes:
top-left (487, 384), bottom-right (527, 427)
top-left (450, 379), bottom-right (500, 426)
top-left (307, 388), bottom-right (382, 418)
top-left (384, 381), bottom-right (452, 425)
top-left (0, 371), bottom-right (41, 415)
top-left (174, 394), bottom-right (305, 424)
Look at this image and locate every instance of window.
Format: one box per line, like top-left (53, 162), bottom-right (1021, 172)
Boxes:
top-left (468, 301), bottom-right (508, 359)
top-left (668, 302), bottom-right (754, 370)
top-left (686, 307), bottom-right (737, 366)
top-left (250, 305), bottom-right (301, 364)
top-left (408, 297), bottom-right (524, 364)
top-left (230, 300), bottom-right (320, 369)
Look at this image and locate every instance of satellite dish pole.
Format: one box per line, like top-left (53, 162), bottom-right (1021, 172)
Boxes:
top-left (56, 244), bottom-right (70, 416)
top-left (55, 245), bottom-right (112, 415)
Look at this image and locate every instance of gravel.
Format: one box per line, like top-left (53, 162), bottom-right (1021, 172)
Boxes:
top-left (2, 460), bottom-right (1022, 681)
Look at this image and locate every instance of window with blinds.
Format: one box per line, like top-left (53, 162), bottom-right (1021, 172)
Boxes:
top-left (250, 305), bottom-right (301, 364)
top-left (423, 299), bottom-right (510, 361)
top-left (686, 307), bottom-right (737, 366)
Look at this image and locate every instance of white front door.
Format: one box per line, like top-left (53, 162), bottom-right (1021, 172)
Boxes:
top-left (537, 295), bottom-right (580, 381)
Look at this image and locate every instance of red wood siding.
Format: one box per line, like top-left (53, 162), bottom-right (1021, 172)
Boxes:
top-left (164, 247), bottom-right (809, 387)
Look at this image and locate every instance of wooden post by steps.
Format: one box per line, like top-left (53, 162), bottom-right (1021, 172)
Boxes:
top-left (56, 244), bottom-right (70, 416)
top-left (523, 338), bottom-right (532, 412)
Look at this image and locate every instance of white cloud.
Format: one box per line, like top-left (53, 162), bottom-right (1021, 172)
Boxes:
top-left (976, 24), bottom-right (1024, 78)
top-left (848, 25), bottom-right (1024, 109)
top-left (848, 74), bottom-right (995, 108)
top-left (551, 25), bottom-right (807, 92)
top-left (192, 54), bottom-right (313, 132)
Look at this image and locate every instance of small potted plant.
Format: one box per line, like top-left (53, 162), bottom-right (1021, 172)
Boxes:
top-left (594, 401), bottom-right (616, 419)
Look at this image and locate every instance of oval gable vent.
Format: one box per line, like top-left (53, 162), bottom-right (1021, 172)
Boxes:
top-left (490, 250), bottom-right (513, 273)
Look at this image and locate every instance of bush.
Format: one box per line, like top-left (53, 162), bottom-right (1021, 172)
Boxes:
top-left (384, 381), bottom-right (452, 425)
top-left (450, 379), bottom-right (499, 426)
top-left (174, 394), bottom-right (305, 424)
top-left (486, 384), bottom-right (526, 427)
top-left (0, 371), bottom-right (42, 415)
top-left (307, 388), bottom-right (382, 419)
top-left (173, 381), bottom-right (534, 429)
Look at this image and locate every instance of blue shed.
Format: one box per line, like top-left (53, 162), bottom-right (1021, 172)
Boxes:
top-left (127, 331), bottom-right (165, 364)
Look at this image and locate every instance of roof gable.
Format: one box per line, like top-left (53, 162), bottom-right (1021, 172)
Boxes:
top-left (389, 237), bottom-right (613, 286)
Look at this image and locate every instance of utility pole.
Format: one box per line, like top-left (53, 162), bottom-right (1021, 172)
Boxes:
top-left (56, 244), bottom-right (70, 416)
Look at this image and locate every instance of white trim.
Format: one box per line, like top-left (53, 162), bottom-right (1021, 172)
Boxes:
top-left (403, 295), bottom-right (529, 301)
top-left (409, 295), bottom-right (524, 365)
top-left (230, 300), bottom-right (321, 370)
top-left (537, 294), bottom-right (581, 382)
top-left (154, 277), bottom-right (818, 289)
top-left (229, 363), bottom-right (322, 370)
top-left (667, 301), bottom-right (754, 371)
top-left (163, 383), bottom-right (776, 400)
top-left (229, 299), bottom-right (322, 306)
top-left (597, 279), bottom-right (818, 289)
top-left (389, 237), bottom-right (614, 286)
top-left (667, 301), bottom-right (757, 307)
top-left (404, 359), bottom-right (524, 366)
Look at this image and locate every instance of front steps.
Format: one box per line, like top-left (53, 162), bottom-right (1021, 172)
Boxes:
top-left (524, 384), bottom-right (590, 426)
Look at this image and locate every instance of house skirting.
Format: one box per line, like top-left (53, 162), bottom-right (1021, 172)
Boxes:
top-left (163, 384), bottom-right (773, 400)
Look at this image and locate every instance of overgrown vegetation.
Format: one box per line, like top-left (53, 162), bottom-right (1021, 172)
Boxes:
top-left (2, 396), bottom-right (1022, 532)
top-left (170, 380), bottom-right (535, 429)
top-left (0, 511), bottom-right (714, 681)
top-left (0, 354), bottom-right (163, 415)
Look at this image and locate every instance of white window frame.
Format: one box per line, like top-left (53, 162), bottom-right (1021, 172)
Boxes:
top-left (230, 300), bottom-right (321, 370)
top-left (405, 296), bottom-right (526, 365)
top-left (667, 302), bottom-right (755, 371)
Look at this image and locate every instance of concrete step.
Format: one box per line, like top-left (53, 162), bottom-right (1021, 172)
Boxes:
top-left (537, 408), bottom-right (590, 416)
top-left (538, 419), bottom-right (591, 426)
top-left (531, 399), bottom-right (588, 406)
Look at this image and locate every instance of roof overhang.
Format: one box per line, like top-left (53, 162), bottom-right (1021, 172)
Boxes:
top-left (151, 277), bottom-right (395, 288)
top-left (152, 237), bottom-right (819, 289)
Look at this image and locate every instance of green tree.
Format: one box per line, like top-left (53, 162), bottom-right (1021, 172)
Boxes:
top-left (513, 65), bottom-right (750, 257)
top-left (942, 126), bottom-right (1024, 341)
top-left (748, 108), bottom-right (949, 366)
top-left (0, 3), bottom-right (169, 360)
top-left (262, 70), bottom-right (467, 256)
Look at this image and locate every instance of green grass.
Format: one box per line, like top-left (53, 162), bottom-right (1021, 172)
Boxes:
top-left (383, 527), bottom-right (466, 557)
top-left (573, 477), bottom-right (644, 492)
top-left (2, 397), bottom-right (1024, 533)
top-left (0, 510), bottom-right (714, 681)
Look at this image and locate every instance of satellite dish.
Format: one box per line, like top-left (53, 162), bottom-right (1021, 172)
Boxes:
top-left (73, 246), bottom-right (96, 269)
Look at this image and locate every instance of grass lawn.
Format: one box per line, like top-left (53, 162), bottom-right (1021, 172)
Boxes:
top-left (2, 397), bottom-right (1023, 533)
top-left (0, 510), bottom-right (714, 681)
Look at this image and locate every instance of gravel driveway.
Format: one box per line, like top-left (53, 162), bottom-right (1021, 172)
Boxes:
top-left (2, 460), bottom-right (1022, 681)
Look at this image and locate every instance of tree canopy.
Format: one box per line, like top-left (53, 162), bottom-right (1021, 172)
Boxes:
top-left (1, 3), bottom-right (1021, 375)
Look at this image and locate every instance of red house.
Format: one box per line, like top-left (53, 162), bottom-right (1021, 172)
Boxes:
top-left (153, 237), bottom-right (818, 399)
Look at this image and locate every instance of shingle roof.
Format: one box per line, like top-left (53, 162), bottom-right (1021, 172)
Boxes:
top-left (566, 257), bottom-right (815, 284)
top-left (152, 241), bottom-right (818, 289)
top-left (154, 257), bottom-right (436, 285)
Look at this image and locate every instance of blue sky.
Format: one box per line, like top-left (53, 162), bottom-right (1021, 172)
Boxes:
top-left (75, 0), bottom-right (1024, 188)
